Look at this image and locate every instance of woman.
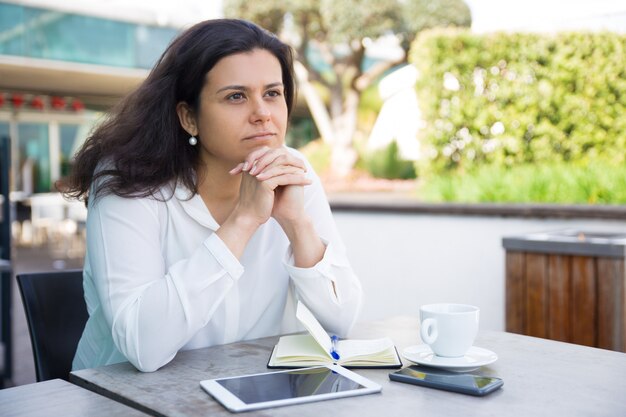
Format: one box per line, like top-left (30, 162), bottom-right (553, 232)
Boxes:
top-left (65, 19), bottom-right (362, 372)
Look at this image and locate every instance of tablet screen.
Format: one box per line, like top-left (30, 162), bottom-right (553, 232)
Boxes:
top-left (216, 367), bottom-right (364, 404)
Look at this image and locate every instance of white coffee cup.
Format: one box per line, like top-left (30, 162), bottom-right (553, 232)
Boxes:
top-left (419, 303), bottom-right (479, 357)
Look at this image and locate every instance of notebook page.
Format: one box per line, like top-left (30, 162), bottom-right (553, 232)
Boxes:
top-left (337, 338), bottom-right (395, 359)
top-left (275, 334), bottom-right (330, 359)
top-left (296, 301), bottom-right (333, 353)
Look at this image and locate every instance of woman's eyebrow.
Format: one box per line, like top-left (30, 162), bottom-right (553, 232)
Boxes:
top-left (216, 82), bottom-right (284, 93)
top-left (265, 82), bottom-right (284, 89)
top-left (216, 85), bottom-right (246, 93)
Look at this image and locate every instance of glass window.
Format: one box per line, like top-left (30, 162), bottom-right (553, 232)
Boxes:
top-left (59, 123), bottom-right (91, 178)
top-left (60, 124), bottom-right (78, 178)
top-left (23, 8), bottom-right (135, 67)
top-left (0, 122), bottom-right (10, 184)
top-left (17, 123), bottom-right (50, 193)
top-left (135, 24), bottom-right (179, 68)
top-left (0, 122), bottom-right (9, 139)
top-left (0, 3), bottom-right (179, 69)
top-left (0, 3), bottom-right (24, 56)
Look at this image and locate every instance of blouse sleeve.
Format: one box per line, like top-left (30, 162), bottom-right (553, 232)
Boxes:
top-left (86, 192), bottom-right (243, 372)
top-left (282, 150), bottom-right (363, 337)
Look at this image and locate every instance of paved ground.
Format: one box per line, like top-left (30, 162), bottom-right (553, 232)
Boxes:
top-left (6, 244), bottom-right (84, 387)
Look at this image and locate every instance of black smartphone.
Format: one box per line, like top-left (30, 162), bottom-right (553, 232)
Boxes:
top-left (389, 366), bottom-right (503, 396)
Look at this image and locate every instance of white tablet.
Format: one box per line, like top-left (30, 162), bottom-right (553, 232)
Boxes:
top-left (200, 364), bottom-right (382, 413)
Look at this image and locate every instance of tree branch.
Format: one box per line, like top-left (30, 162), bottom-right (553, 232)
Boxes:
top-left (354, 55), bottom-right (406, 92)
top-left (293, 15), bottom-right (331, 89)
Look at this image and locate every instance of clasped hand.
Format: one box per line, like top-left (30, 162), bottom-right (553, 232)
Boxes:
top-left (229, 147), bottom-right (312, 228)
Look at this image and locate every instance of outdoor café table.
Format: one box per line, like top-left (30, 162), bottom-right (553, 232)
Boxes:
top-left (0, 378), bottom-right (149, 417)
top-left (70, 317), bottom-right (626, 417)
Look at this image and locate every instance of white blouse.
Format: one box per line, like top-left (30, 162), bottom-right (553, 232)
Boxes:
top-left (72, 149), bottom-right (362, 372)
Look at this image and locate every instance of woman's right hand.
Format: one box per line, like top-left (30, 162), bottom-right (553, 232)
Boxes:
top-left (233, 170), bottom-right (275, 227)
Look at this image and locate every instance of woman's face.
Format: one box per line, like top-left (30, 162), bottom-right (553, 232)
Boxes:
top-left (193, 48), bottom-right (288, 168)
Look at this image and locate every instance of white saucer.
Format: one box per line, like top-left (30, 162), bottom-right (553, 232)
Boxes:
top-left (402, 345), bottom-right (498, 372)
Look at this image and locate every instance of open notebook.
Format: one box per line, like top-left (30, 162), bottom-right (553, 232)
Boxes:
top-left (268, 301), bottom-right (402, 369)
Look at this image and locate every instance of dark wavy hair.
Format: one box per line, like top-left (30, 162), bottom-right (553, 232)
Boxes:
top-left (64, 19), bottom-right (296, 202)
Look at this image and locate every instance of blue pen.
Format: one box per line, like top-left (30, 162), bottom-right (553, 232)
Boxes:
top-left (330, 335), bottom-right (340, 361)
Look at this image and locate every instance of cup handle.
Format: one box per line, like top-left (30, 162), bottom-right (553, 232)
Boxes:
top-left (420, 318), bottom-right (438, 344)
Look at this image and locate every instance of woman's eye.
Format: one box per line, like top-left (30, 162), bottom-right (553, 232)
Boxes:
top-left (228, 92), bottom-right (245, 101)
top-left (265, 90), bottom-right (282, 98)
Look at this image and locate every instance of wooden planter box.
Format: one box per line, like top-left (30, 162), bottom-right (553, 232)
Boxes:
top-left (503, 230), bottom-right (626, 352)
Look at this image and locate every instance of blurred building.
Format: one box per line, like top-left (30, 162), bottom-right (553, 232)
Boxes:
top-left (0, 0), bottom-right (219, 195)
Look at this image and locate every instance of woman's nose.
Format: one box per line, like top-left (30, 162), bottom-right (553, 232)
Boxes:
top-left (250, 99), bottom-right (271, 123)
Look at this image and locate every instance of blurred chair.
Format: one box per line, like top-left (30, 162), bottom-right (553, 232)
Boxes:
top-left (24, 193), bottom-right (87, 258)
top-left (28, 193), bottom-right (67, 247)
top-left (63, 199), bottom-right (88, 258)
top-left (17, 270), bottom-right (87, 382)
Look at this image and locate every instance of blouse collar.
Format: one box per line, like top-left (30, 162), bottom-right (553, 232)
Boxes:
top-left (173, 184), bottom-right (220, 231)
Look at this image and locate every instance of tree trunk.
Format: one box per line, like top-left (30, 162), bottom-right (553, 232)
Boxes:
top-left (295, 62), bottom-right (360, 177)
top-left (293, 61), bottom-right (335, 145)
top-left (330, 88), bottom-right (359, 177)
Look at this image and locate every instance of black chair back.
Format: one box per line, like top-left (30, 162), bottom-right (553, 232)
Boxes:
top-left (0, 135), bottom-right (12, 385)
top-left (17, 270), bottom-right (87, 382)
top-left (0, 135), bottom-right (10, 261)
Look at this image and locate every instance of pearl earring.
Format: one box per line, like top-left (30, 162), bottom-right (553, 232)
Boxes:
top-left (188, 136), bottom-right (198, 146)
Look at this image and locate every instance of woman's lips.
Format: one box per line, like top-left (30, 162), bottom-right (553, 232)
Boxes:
top-left (243, 132), bottom-right (275, 140)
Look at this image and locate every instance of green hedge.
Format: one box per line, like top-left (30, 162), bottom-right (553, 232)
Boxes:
top-left (409, 30), bottom-right (626, 177)
top-left (362, 141), bottom-right (417, 179)
top-left (420, 162), bottom-right (626, 204)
